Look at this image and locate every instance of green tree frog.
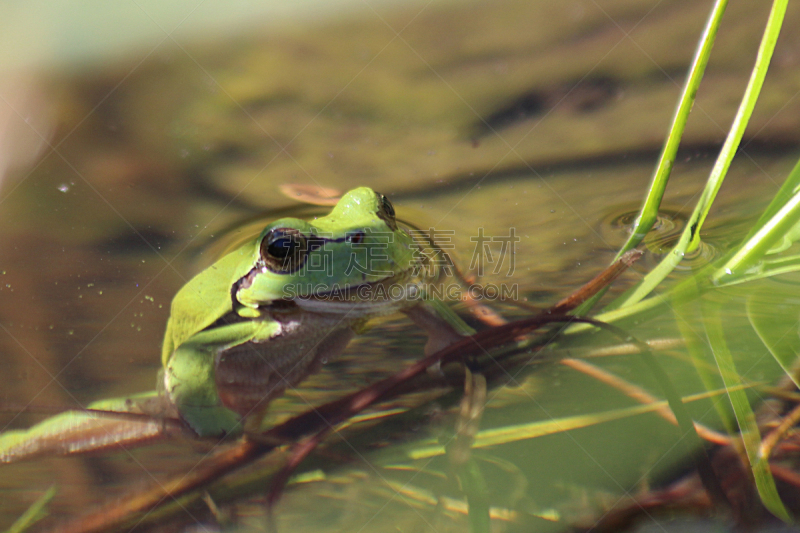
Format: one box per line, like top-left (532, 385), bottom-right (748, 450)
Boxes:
top-left (1, 187), bottom-right (473, 459)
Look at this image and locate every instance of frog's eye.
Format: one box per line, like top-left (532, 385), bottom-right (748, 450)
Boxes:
top-left (376, 192), bottom-right (398, 230)
top-left (261, 228), bottom-right (307, 273)
top-left (346, 231), bottom-right (365, 244)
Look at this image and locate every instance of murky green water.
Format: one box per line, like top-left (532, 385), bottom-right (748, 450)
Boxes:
top-left (2, 0), bottom-right (800, 531)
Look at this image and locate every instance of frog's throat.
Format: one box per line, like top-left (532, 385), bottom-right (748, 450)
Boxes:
top-left (262, 271), bottom-right (422, 317)
top-left (293, 283), bottom-right (421, 316)
top-left (298, 271), bottom-right (421, 310)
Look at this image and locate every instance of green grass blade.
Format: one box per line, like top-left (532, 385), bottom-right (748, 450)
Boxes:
top-left (672, 281), bottom-right (735, 434)
top-left (5, 485), bottom-right (56, 533)
top-left (713, 183), bottom-right (800, 286)
top-left (588, 161), bottom-right (800, 329)
top-left (715, 254), bottom-right (800, 286)
top-left (618, 0), bottom-right (728, 254)
top-left (747, 157), bottom-right (800, 237)
top-left (703, 299), bottom-right (791, 522)
top-left (607, 0), bottom-right (788, 310)
top-left (686, 0), bottom-right (787, 253)
top-left (574, 0), bottom-right (727, 316)
top-left (747, 294), bottom-right (800, 391)
top-left (406, 384), bottom-right (754, 460)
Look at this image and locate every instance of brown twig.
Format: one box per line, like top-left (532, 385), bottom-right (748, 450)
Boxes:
top-left (761, 401), bottom-right (800, 461)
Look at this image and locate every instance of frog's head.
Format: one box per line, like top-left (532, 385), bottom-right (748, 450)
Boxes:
top-left (234, 187), bottom-right (418, 315)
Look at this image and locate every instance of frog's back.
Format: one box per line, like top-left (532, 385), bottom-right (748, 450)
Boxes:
top-left (161, 244), bottom-right (259, 365)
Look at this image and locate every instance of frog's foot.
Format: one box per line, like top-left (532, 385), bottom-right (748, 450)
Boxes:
top-left (179, 405), bottom-right (242, 439)
top-left (403, 302), bottom-right (469, 356)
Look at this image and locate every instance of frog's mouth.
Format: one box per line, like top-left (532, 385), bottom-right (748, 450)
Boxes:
top-left (235, 266), bottom-right (426, 317)
top-left (291, 271), bottom-right (422, 316)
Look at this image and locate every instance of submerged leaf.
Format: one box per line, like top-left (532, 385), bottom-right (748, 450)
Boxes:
top-left (747, 292), bottom-right (800, 391)
top-left (703, 299), bottom-right (791, 522)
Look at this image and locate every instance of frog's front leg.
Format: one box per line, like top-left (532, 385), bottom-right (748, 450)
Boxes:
top-left (403, 299), bottom-right (475, 356)
top-left (164, 320), bottom-right (280, 438)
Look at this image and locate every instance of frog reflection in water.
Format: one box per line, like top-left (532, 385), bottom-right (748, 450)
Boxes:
top-left (1, 187), bottom-right (473, 458)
